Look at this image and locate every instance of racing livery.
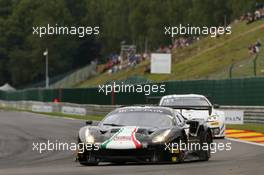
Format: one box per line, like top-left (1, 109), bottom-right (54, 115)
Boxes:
top-left (76, 106), bottom-right (213, 165)
top-left (159, 94), bottom-right (225, 138)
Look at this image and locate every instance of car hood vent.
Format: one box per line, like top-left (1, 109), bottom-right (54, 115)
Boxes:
top-left (106, 127), bottom-right (158, 135)
top-left (137, 128), bottom-right (156, 135)
top-left (110, 128), bottom-right (120, 133)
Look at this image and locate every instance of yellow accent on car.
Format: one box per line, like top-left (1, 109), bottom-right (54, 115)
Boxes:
top-left (171, 157), bottom-right (177, 162)
top-left (171, 149), bottom-right (179, 153)
top-left (209, 122), bottom-right (219, 126)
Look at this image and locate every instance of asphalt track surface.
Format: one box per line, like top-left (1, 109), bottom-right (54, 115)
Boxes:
top-left (0, 110), bottom-right (264, 175)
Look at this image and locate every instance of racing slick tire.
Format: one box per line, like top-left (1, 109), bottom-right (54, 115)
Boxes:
top-left (198, 130), bottom-right (212, 161)
top-left (77, 138), bottom-right (99, 166)
top-left (77, 151), bottom-right (99, 166)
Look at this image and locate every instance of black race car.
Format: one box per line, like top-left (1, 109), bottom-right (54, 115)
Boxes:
top-left (76, 106), bottom-right (213, 165)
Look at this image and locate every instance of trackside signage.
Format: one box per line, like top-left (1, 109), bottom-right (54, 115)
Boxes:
top-left (151, 53), bottom-right (171, 74)
top-left (32, 105), bottom-right (53, 113)
top-left (223, 110), bottom-right (244, 124)
top-left (61, 106), bottom-right (86, 116)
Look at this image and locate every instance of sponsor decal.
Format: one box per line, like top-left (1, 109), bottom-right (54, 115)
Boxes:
top-left (113, 136), bottom-right (131, 141)
top-left (32, 105), bottom-right (53, 113)
top-left (61, 106), bottom-right (86, 116)
top-left (223, 110), bottom-right (244, 124)
top-left (101, 127), bottom-right (142, 149)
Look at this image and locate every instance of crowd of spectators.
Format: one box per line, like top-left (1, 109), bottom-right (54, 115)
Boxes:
top-left (156, 45), bottom-right (171, 53)
top-left (240, 4), bottom-right (264, 24)
top-left (173, 37), bottom-right (197, 48)
top-left (156, 37), bottom-right (198, 53)
top-left (98, 54), bottom-right (119, 73)
top-left (98, 53), bottom-right (149, 74)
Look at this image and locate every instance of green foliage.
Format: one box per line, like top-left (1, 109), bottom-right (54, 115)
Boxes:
top-left (0, 0), bottom-right (262, 86)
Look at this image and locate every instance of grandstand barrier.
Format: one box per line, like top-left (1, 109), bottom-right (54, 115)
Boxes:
top-left (1, 77), bottom-right (264, 106)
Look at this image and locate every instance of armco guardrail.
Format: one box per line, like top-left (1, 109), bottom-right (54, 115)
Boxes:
top-left (0, 100), bottom-right (119, 116)
top-left (0, 100), bottom-right (264, 123)
top-left (220, 105), bottom-right (264, 123)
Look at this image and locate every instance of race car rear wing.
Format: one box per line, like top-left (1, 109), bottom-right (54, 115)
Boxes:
top-left (163, 105), bottom-right (213, 115)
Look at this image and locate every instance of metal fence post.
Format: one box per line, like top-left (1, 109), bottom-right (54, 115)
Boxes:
top-left (253, 53), bottom-right (259, 76)
top-left (229, 62), bottom-right (234, 79)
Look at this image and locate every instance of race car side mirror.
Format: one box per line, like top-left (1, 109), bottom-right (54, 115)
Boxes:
top-left (213, 104), bottom-right (220, 109)
top-left (209, 106), bottom-right (212, 115)
top-left (86, 120), bottom-right (93, 125)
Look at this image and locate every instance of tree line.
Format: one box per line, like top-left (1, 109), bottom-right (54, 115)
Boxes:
top-left (0, 0), bottom-right (262, 87)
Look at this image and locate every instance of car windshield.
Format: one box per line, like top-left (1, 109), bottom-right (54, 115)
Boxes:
top-left (161, 97), bottom-right (210, 107)
top-left (101, 111), bottom-right (173, 127)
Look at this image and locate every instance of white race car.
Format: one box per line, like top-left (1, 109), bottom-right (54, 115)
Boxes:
top-left (159, 94), bottom-right (225, 138)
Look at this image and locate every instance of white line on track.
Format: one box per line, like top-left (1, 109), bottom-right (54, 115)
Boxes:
top-left (226, 137), bottom-right (264, 147)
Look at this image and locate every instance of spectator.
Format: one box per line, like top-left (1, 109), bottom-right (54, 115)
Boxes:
top-left (144, 65), bottom-right (150, 74)
top-left (248, 40), bottom-right (262, 55)
top-left (255, 10), bottom-right (261, 20)
top-left (243, 4), bottom-right (264, 24)
top-left (248, 44), bottom-right (256, 54)
top-left (255, 40), bottom-right (262, 53)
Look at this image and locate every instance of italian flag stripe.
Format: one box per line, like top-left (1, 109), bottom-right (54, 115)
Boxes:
top-left (101, 128), bottom-right (124, 149)
top-left (131, 128), bottom-right (141, 149)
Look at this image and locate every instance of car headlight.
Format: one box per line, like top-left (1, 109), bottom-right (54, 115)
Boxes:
top-left (207, 115), bottom-right (218, 122)
top-left (152, 129), bottom-right (171, 143)
top-left (85, 129), bottom-right (95, 143)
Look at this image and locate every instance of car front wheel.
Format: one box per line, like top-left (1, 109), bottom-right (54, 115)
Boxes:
top-left (199, 130), bottom-right (212, 161)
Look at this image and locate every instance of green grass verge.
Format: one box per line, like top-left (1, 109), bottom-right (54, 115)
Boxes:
top-left (0, 106), bottom-right (104, 121)
top-left (77, 21), bottom-right (264, 87)
top-left (227, 123), bottom-right (264, 133)
top-left (34, 112), bottom-right (104, 121)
